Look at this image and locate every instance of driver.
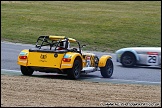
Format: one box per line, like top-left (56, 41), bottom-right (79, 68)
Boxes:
top-left (57, 40), bottom-right (70, 50)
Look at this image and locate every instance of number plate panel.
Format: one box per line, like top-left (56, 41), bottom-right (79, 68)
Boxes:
top-left (147, 52), bottom-right (158, 65)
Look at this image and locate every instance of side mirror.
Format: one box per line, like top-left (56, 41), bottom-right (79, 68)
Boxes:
top-left (82, 45), bottom-right (86, 48)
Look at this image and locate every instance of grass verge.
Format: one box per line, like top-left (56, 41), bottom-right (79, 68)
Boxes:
top-left (1, 1), bottom-right (161, 52)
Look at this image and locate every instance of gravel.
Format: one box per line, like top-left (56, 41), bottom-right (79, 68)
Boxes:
top-left (1, 75), bottom-right (161, 107)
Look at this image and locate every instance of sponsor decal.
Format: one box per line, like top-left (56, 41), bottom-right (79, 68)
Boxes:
top-left (40, 54), bottom-right (47, 59)
top-left (61, 64), bottom-right (72, 66)
top-left (86, 56), bottom-right (91, 67)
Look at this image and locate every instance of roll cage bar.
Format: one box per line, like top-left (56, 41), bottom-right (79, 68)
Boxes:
top-left (35, 36), bottom-right (82, 53)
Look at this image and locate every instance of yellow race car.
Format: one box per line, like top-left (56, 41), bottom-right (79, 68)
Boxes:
top-left (17, 35), bottom-right (114, 79)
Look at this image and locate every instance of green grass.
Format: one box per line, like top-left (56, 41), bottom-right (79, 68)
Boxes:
top-left (1, 1), bottom-right (161, 52)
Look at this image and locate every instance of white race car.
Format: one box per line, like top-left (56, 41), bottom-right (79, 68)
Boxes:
top-left (115, 47), bottom-right (161, 67)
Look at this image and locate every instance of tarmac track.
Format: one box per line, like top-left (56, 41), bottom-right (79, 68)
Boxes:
top-left (1, 41), bottom-right (161, 85)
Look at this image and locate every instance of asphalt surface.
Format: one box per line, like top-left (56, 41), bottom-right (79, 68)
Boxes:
top-left (1, 41), bottom-right (161, 85)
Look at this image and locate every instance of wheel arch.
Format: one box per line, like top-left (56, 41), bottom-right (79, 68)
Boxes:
top-left (100, 58), bottom-right (113, 78)
top-left (69, 53), bottom-right (83, 69)
top-left (66, 56), bottom-right (82, 80)
top-left (120, 50), bottom-right (139, 63)
top-left (74, 56), bottom-right (83, 69)
top-left (98, 55), bottom-right (112, 67)
top-left (61, 52), bottom-right (83, 69)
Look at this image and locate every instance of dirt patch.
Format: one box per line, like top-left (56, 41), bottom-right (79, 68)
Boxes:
top-left (1, 75), bottom-right (161, 107)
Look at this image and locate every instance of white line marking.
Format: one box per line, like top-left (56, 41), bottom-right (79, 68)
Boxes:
top-left (1, 41), bottom-right (35, 47)
top-left (93, 77), bottom-right (161, 84)
top-left (1, 69), bottom-right (21, 72)
top-left (1, 69), bottom-right (160, 84)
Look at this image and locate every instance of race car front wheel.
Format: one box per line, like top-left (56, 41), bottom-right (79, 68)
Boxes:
top-left (121, 52), bottom-right (136, 67)
top-left (100, 58), bottom-right (113, 78)
top-left (20, 66), bottom-right (34, 76)
top-left (67, 59), bottom-right (81, 80)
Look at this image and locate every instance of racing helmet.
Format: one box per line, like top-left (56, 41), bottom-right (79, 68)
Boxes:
top-left (59, 40), bottom-right (70, 49)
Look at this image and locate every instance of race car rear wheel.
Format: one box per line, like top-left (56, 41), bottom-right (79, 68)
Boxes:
top-left (67, 59), bottom-right (82, 80)
top-left (20, 66), bottom-right (34, 76)
top-left (121, 52), bottom-right (136, 67)
top-left (100, 58), bottom-right (113, 78)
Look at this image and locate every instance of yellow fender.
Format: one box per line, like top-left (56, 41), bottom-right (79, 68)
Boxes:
top-left (61, 52), bottom-right (83, 69)
top-left (17, 49), bottom-right (29, 66)
top-left (98, 55), bottom-right (112, 67)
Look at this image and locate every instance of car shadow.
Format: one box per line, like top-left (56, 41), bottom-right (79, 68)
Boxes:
top-left (80, 73), bottom-right (100, 79)
top-left (26, 72), bottom-right (100, 80)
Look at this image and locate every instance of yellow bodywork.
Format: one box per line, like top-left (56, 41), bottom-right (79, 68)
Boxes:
top-left (17, 50), bottom-right (83, 69)
top-left (17, 36), bottom-right (112, 72)
top-left (17, 49), bottom-right (29, 66)
top-left (17, 36), bottom-right (82, 69)
top-left (98, 55), bottom-right (112, 67)
top-left (61, 52), bottom-right (83, 69)
top-left (82, 52), bottom-right (96, 67)
top-left (82, 52), bottom-right (112, 67)
top-left (17, 50), bottom-right (111, 69)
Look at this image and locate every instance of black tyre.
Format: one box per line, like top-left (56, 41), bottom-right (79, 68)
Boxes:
top-left (121, 52), bottom-right (136, 67)
top-left (94, 56), bottom-right (99, 70)
top-left (100, 58), bottom-right (113, 78)
top-left (20, 66), bottom-right (34, 76)
top-left (67, 59), bottom-right (82, 80)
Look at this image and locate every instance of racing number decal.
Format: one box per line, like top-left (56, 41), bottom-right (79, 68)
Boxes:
top-left (147, 52), bottom-right (158, 65)
top-left (86, 56), bottom-right (91, 67)
top-left (148, 56), bottom-right (156, 63)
